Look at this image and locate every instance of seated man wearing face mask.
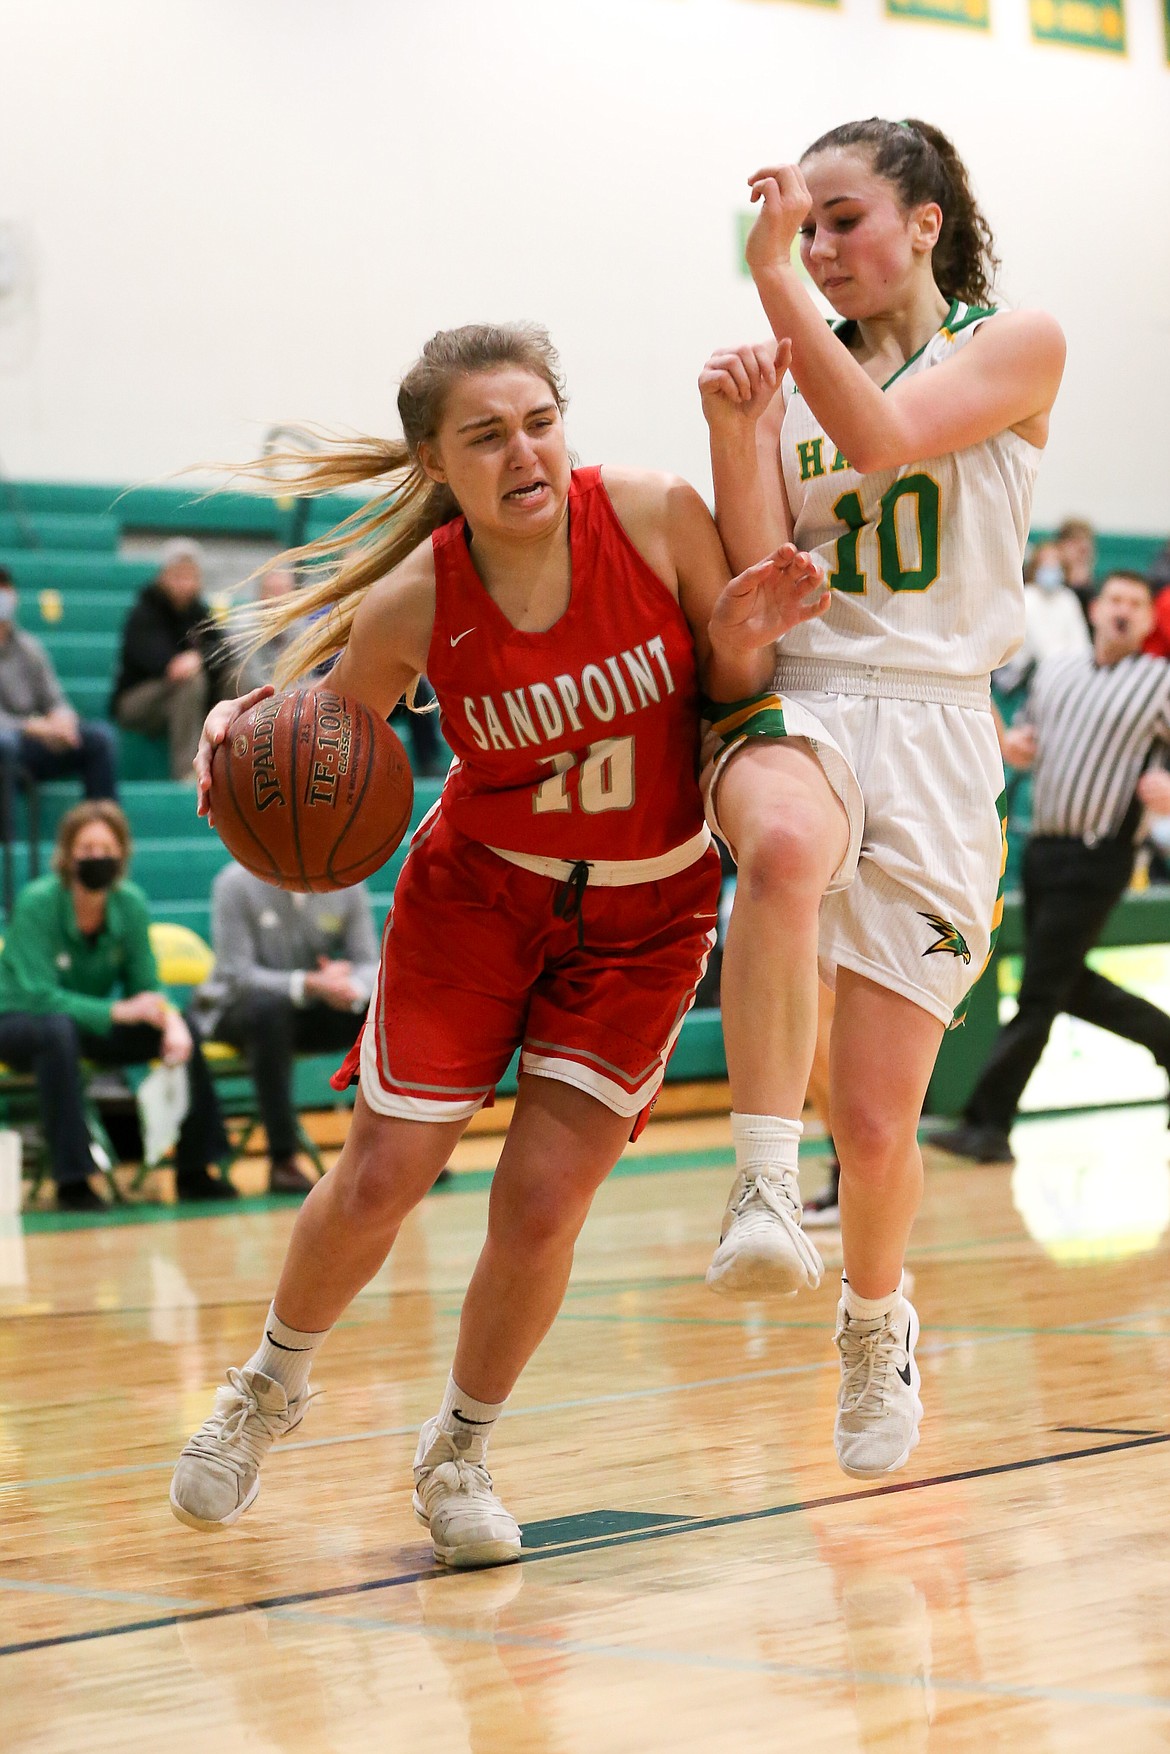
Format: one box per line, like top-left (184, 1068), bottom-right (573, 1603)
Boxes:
top-left (0, 566), bottom-right (119, 807)
top-left (0, 801), bottom-right (236, 1209)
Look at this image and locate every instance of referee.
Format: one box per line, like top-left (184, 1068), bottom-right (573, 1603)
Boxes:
top-left (936, 571), bottom-right (1170, 1164)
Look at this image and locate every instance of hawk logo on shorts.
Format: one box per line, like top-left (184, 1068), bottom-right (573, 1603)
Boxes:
top-left (919, 912), bottom-right (970, 964)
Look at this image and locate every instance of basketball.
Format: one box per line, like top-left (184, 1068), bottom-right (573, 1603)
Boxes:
top-left (208, 686), bottom-right (414, 891)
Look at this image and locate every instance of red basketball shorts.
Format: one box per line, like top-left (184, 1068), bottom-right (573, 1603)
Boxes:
top-left (339, 811), bottom-right (721, 1130)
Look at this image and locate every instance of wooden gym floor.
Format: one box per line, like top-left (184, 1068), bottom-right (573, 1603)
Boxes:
top-left (2, 1102), bottom-right (1170, 1751)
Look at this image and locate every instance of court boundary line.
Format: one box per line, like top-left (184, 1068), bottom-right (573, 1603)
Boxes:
top-left (3, 1427), bottom-right (1166, 1664)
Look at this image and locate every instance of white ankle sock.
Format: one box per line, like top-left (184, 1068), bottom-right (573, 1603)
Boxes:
top-left (842, 1274), bottom-right (903, 1323)
top-left (246, 1302), bottom-right (330, 1400)
top-left (437, 1373), bottom-right (506, 1450)
top-left (731, 1112), bottom-right (803, 1179)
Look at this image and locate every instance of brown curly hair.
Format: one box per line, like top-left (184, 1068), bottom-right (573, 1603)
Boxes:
top-left (802, 117), bottom-right (1001, 308)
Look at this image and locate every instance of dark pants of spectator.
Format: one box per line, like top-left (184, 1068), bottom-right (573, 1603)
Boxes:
top-left (964, 835), bottom-right (1170, 1132)
top-left (214, 990), bottom-right (362, 1160)
top-left (392, 678), bottom-right (445, 778)
top-left (0, 1011), bottom-right (229, 1188)
top-left (0, 722), bottom-right (119, 803)
top-left (114, 673), bottom-right (207, 781)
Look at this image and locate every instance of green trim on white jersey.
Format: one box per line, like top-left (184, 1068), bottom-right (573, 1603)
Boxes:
top-left (777, 300), bottom-right (1042, 678)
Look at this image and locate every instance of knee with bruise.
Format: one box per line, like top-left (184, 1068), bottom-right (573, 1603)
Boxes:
top-left (735, 804), bottom-right (831, 904)
top-left (492, 1174), bottom-right (592, 1258)
top-left (833, 1098), bottom-right (919, 1187)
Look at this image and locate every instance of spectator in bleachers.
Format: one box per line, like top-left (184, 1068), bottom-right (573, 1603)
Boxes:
top-left (1054, 517), bottom-right (1098, 629)
top-left (0, 565), bottom-right (118, 807)
top-left (110, 539), bottom-right (232, 781)
top-left (192, 862), bottom-right (379, 1195)
top-left (0, 800), bottom-right (237, 1210)
top-left (993, 541), bottom-right (1091, 693)
top-left (235, 565), bottom-right (298, 694)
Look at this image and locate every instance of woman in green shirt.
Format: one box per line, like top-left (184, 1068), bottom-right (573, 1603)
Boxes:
top-left (0, 800), bottom-right (235, 1209)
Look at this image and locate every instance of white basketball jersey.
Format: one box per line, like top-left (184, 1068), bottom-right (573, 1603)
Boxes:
top-left (778, 302), bottom-right (1041, 677)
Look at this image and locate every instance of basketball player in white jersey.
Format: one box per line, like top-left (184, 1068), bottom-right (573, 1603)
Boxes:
top-left (697, 118), bottom-right (1065, 1477)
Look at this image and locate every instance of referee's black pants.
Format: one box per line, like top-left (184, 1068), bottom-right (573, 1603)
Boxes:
top-left (964, 835), bottom-right (1170, 1133)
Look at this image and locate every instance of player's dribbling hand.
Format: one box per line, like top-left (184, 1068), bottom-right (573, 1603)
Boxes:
top-left (709, 546), bottom-right (830, 654)
top-left (194, 684), bottom-right (275, 819)
top-left (699, 341), bottom-right (790, 430)
top-left (744, 164), bottom-right (812, 278)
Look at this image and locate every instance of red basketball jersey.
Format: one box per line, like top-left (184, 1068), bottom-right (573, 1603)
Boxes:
top-left (426, 467), bottom-right (706, 862)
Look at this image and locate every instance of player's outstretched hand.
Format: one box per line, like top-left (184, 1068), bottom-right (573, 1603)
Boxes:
top-left (195, 684), bottom-right (275, 819)
top-left (699, 341), bottom-right (790, 430)
top-left (710, 545), bottom-right (830, 654)
top-left (744, 164), bottom-right (812, 279)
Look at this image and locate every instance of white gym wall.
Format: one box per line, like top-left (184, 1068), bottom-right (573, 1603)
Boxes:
top-left (1, 0), bottom-right (1167, 529)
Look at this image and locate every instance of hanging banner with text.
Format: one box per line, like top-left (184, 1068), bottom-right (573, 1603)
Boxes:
top-left (1029, 0), bottom-right (1125, 52)
top-left (886, 0), bottom-right (989, 30)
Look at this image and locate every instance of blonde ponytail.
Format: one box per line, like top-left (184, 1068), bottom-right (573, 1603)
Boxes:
top-left (228, 435), bottom-right (454, 688)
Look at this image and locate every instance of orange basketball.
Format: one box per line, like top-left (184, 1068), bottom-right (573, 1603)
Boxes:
top-left (208, 687), bottom-right (414, 892)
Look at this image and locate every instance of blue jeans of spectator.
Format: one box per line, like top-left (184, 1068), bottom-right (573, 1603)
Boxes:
top-left (0, 721), bottom-right (118, 802)
top-left (0, 1010), bottom-right (228, 1188)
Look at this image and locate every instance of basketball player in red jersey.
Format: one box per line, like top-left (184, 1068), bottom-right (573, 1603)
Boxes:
top-left (169, 323), bottom-right (829, 1566)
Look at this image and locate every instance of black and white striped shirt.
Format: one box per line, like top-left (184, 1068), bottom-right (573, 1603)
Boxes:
top-left (1027, 652), bottom-right (1170, 843)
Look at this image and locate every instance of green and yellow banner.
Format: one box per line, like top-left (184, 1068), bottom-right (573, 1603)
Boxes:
top-left (886, 0), bottom-right (989, 29)
top-left (1029, 0), bottom-right (1125, 51)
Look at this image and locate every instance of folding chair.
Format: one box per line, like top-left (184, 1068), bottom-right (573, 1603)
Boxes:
top-left (149, 921), bottom-right (327, 1177)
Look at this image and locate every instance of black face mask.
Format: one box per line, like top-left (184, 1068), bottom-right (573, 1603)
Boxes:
top-left (73, 856), bottom-right (120, 893)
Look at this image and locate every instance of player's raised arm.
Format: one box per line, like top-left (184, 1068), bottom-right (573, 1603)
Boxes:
top-left (327, 545), bottom-right (436, 718)
top-left (699, 340), bottom-right (794, 574)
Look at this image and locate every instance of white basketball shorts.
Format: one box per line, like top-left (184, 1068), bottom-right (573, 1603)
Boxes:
top-left (703, 661), bottom-right (1007, 1028)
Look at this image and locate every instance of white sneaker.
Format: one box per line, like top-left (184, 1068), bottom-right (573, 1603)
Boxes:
top-left (169, 1367), bottom-right (311, 1531)
top-left (834, 1295), bottom-right (922, 1478)
top-left (705, 1170), bottom-right (824, 1298)
top-left (413, 1416), bottom-right (521, 1569)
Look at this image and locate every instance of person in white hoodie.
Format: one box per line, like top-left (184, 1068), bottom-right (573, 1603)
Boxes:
top-left (994, 542), bottom-right (1089, 693)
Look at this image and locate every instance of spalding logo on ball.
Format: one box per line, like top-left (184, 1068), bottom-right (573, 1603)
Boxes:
top-left (209, 688), bottom-right (414, 892)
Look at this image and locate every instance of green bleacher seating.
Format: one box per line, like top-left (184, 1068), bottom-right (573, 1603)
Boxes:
top-left (0, 513), bottom-right (118, 551)
top-left (6, 482), bottom-right (294, 541)
top-left (0, 553), bottom-right (155, 593)
top-left (38, 633), bottom-right (118, 678)
top-left (1030, 529), bottom-right (1165, 578)
top-left (60, 679), bottom-right (115, 722)
top-left (30, 595), bottom-right (131, 635)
